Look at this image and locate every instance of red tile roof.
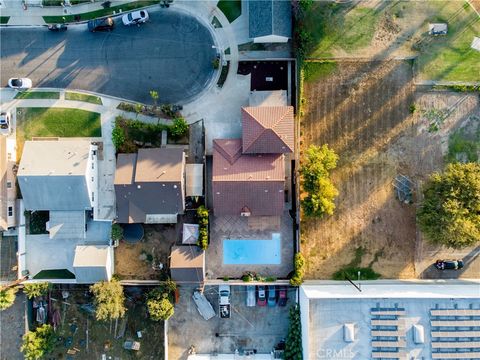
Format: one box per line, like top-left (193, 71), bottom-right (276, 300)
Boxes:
top-left (212, 139), bottom-right (285, 216)
top-left (242, 106), bottom-right (294, 154)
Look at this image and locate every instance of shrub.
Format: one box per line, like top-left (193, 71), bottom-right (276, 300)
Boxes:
top-left (417, 163), bottom-right (480, 248)
top-left (112, 123), bottom-right (126, 150)
top-left (0, 287), bottom-right (17, 311)
top-left (23, 283), bottom-right (50, 299)
top-left (285, 305), bottom-right (302, 360)
top-left (290, 253), bottom-right (306, 286)
top-left (111, 223), bottom-right (123, 241)
top-left (301, 144), bottom-right (339, 218)
top-left (212, 58), bottom-right (220, 69)
top-left (197, 206), bottom-right (209, 250)
top-left (169, 117), bottom-right (188, 138)
top-left (241, 273), bottom-right (254, 282)
top-left (90, 279), bottom-right (126, 321)
top-left (409, 103), bottom-right (417, 113)
top-left (21, 324), bottom-right (55, 360)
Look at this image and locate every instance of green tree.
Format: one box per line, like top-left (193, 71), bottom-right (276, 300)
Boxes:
top-left (90, 279), bottom-right (126, 321)
top-left (23, 283), bottom-right (50, 299)
top-left (417, 163), bottom-right (480, 248)
top-left (135, 103), bottom-right (143, 118)
top-left (111, 223), bottom-right (123, 241)
top-left (170, 117), bottom-right (188, 138)
top-left (21, 324), bottom-right (55, 360)
top-left (285, 305), bottom-right (302, 360)
top-left (0, 287), bottom-right (17, 311)
top-left (301, 144), bottom-right (339, 218)
top-left (147, 286), bottom-right (175, 321)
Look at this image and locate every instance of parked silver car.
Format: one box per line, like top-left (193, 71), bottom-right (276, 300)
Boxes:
top-left (0, 111), bottom-right (11, 135)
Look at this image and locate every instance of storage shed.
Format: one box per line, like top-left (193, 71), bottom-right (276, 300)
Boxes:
top-left (170, 246), bottom-right (205, 283)
top-left (73, 245), bottom-right (113, 283)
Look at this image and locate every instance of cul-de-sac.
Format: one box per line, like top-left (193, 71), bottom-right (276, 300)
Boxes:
top-left (0, 0), bottom-right (479, 359)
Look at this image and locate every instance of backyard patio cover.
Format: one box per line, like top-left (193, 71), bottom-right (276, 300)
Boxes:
top-left (186, 164), bottom-right (203, 197)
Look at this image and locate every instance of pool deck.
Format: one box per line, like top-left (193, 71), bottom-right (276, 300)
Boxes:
top-left (206, 212), bottom-right (294, 279)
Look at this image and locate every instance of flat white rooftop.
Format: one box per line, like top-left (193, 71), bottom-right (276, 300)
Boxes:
top-left (300, 281), bottom-right (480, 360)
top-left (18, 140), bottom-right (92, 177)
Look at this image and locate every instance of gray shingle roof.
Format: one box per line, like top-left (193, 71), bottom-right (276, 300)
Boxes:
top-left (248, 0), bottom-right (292, 39)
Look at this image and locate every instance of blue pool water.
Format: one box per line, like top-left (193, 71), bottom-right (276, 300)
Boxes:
top-left (223, 233), bottom-right (281, 265)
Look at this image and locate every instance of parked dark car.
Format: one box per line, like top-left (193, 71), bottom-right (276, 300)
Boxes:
top-left (88, 17), bottom-right (114, 32)
top-left (278, 286), bottom-right (288, 307)
top-left (267, 285), bottom-right (277, 307)
top-left (257, 286), bottom-right (266, 306)
top-left (435, 259), bottom-right (464, 270)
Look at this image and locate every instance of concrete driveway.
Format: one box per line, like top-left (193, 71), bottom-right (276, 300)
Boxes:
top-left (0, 8), bottom-right (216, 104)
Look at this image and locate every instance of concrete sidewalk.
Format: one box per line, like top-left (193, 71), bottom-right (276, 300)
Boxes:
top-left (0, 0), bottom-right (133, 25)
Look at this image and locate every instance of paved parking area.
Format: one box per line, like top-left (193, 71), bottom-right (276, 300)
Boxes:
top-left (0, 292), bottom-right (26, 360)
top-left (168, 285), bottom-right (295, 359)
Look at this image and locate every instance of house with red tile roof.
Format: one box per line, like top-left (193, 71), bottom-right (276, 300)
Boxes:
top-left (212, 106), bottom-right (294, 217)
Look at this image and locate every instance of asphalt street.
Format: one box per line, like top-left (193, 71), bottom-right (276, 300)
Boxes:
top-left (0, 8), bottom-right (216, 104)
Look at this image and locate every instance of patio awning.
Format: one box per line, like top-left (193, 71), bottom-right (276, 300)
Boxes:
top-left (182, 223), bottom-right (199, 244)
top-left (185, 164), bottom-right (203, 197)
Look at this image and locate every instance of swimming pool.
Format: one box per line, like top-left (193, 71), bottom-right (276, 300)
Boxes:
top-left (223, 233), bottom-right (281, 265)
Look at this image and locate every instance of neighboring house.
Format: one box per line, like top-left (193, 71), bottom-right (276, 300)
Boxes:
top-left (115, 148), bottom-right (185, 224)
top-left (248, 0), bottom-right (292, 43)
top-left (18, 140), bottom-right (98, 213)
top-left (0, 136), bottom-right (17, 231)
top-left (300, 281), bottom-right (480, 360)
top-left (17, 140), bottom-right (112, 283)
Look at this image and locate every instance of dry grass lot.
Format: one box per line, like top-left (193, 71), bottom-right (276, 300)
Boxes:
top-left (300, 60), bottom-right (480, 280)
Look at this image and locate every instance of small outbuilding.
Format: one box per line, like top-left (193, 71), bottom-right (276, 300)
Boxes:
top-left (471, 37), bottom-right (480, 52)
top-left (73, 245), bottom-right (113, 283)
top-left (170, 245), bottom-right (205, 284)
top-left (429, 23), bottom-right (448, 35)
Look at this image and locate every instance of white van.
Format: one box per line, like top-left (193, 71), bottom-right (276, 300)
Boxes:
top-left (246, 285), bottom-right (255, 307)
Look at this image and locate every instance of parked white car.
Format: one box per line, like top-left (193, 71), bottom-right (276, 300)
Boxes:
top-left (0, 111), bottom-right (11, 135)
top-left (8, 77), bottom-right (32, 90)
top-left (122, 10), bottom-right (149, 26)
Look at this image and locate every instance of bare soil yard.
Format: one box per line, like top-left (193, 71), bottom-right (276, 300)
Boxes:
top-left (115, 224), bottom-right (177, 280)
top-left (300, 60), bottom-right (480, 279)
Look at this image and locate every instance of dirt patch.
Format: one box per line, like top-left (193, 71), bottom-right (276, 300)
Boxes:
top-left (115, 224), bottom-right (177, 280)
top-left (49, 287), bottom-right (163, 359)
top-left (300, 61), bottom-right (480, 280)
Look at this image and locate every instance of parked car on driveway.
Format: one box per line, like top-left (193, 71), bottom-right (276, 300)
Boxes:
top-left (88, 17), bottom-right (115, 32)
top-left (246, 285), bottom-right (255, 307)
top-left (8, 78), bottom-right (32, 90)
top-left (267, 285), bottom-right (277, 307)
top-left (257, 286), bottom-right (266, 306)
top-left (0, 111), bottom-right (11, 135)
top-left (122, 10), bottom-right (149, 26)
top-left (435, 259), bottom-right (464, 270)
top-left (278, 286), bottom-right (287, 307)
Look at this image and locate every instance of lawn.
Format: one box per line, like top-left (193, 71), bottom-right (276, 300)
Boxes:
top-left (14, 91), bottom-right (60, 100)
top-left (303, 61), bottom-right (338, 83)
top-left (217, 0), bottom-right (242, 23)
top-left (300, 0), bottom-right (480, 81)
top-left (65, 91), bottom-right (103, 105)
top-left (302, 2), bottom-right (380, 58)
top-left (16, 107), bottom-right (101, 158)
top-left (43, 0), bottom-right (157, 23)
